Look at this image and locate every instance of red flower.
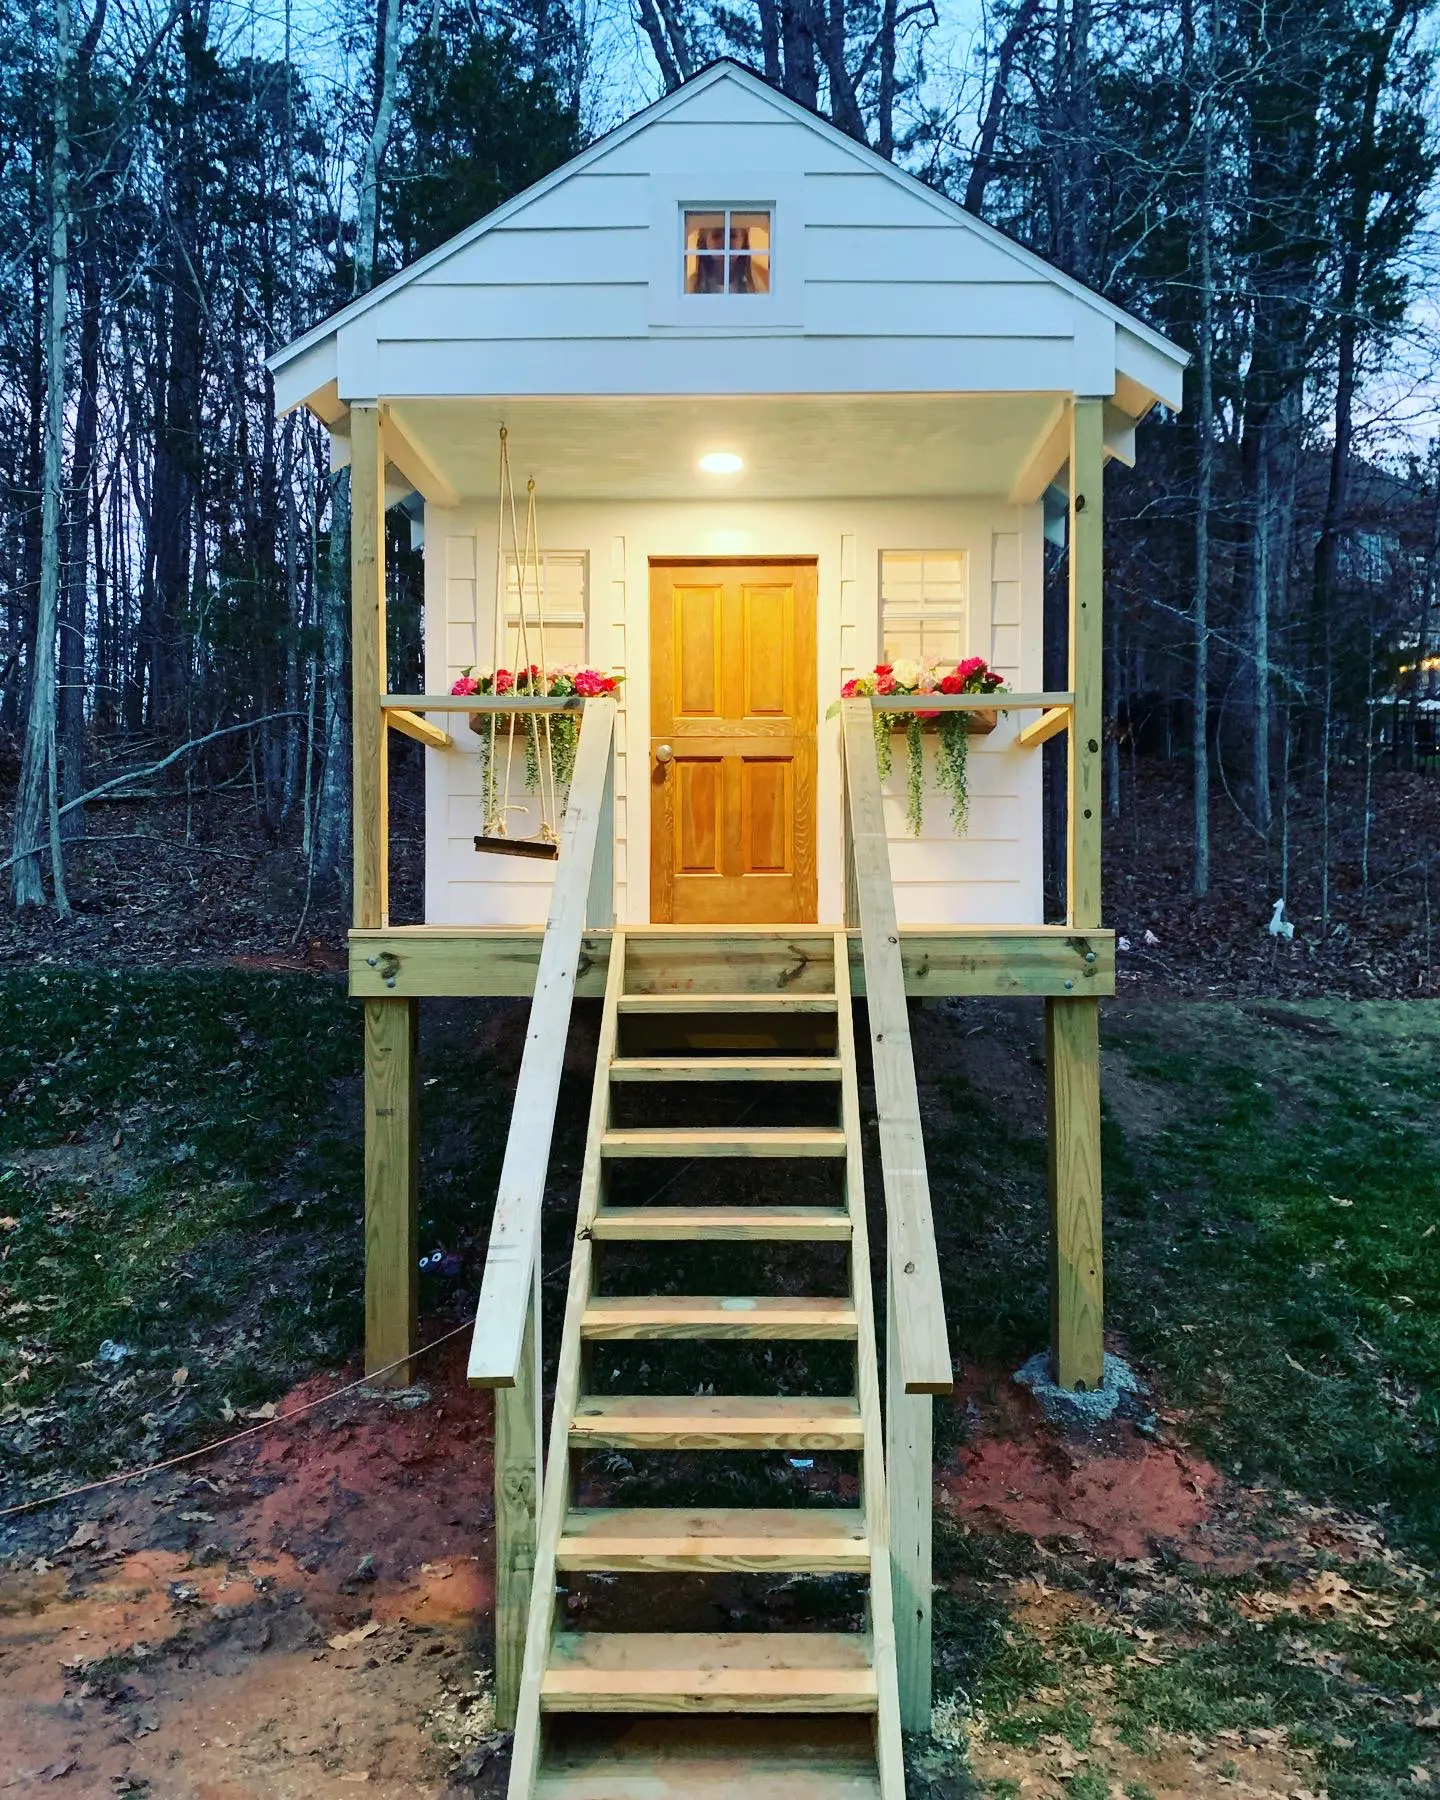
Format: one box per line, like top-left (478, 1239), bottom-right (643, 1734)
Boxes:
top-left (874, 664), bottom-right (893, 677)
top-left (599, 675), bottom-right (618, 694)
top-left (938, 672), bottom-right (962, 694)
top-left (451, 675), bottom-right (478, 697)
top-left (493, 668), bottom-right (514, 695)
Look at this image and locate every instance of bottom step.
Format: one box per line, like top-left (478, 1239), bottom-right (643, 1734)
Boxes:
top-left (536, 1716), bottom-right (882, 1799)
top-left (542, 1632), bottom-right (878, 1713)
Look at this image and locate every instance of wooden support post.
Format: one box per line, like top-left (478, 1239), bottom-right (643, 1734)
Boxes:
top-left (363, 996), bottom-right (418, 1384)
top-left (1047, 995), bottom-right (1104, 1390)
top-left (351, 402), bottom-right (388, 932)
top-left (494, 1264), bottom-right (541, 1730)
top-left (1045, 396), bottom-right (1107, 1392)
top-left (1067, 397), bottom-right (1105, 931)
top-left (886, 1280), bottom-right (933, 1730)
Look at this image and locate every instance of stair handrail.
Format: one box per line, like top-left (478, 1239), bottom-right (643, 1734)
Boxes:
top-left (839, 698), bottom-right (953, 1396)
top-left (467, 695), bottom-right (617, 1388)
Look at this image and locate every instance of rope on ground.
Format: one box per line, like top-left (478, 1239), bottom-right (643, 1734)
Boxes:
top-left (0, 1320), bottom-right (474, 1524)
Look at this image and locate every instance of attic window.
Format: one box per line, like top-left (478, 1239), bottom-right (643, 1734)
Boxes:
top-left (684, 209), bottom-right (771, 295)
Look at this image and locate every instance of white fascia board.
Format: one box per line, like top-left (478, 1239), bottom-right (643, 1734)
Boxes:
top-left (1116, 325), bottom-right (1186, 412)
top-left (272, 339), bottom-right (338, 416)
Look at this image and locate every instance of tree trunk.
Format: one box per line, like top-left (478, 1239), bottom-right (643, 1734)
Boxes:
top-left (313, 470), bottom-right (352, 897)
top-left (12, 0), bottom-right (74, 912)
top-left (965, 0), bottom-right (1042, 213)
top-left (355, 0), bottom-right (403, 294)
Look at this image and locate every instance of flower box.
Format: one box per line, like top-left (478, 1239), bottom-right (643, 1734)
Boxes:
top-left (839, 658), bottom-right (1007, 837)
top-left (883, 707), bottom-right (998, 736)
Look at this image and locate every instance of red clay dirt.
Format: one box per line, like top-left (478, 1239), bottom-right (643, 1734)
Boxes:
top-left (939, 1368), bottom-right (1248, 1565)
top-left (0, 1337), bottom-right (503, 1799)
top-left (2, 1347), bottom-right (1273, 1796)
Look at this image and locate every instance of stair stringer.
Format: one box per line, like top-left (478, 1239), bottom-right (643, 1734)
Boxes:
top-left (834, 933), bottom-right (907, 1800)
top-left (505, 931), bottom-right (627, 1800)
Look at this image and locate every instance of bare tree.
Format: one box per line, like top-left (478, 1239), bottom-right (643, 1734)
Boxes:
top-left (12, 0), bottom-right (76, 911)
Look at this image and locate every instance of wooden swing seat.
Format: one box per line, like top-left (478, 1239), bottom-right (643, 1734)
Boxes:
top-left (474, 834), bottom-right (560, 861)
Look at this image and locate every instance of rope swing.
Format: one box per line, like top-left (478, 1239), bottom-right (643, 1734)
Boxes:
top-left (474, 427), bottom-right (561, 861)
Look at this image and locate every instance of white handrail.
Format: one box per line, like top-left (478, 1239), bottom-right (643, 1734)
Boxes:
top-left (467, 696), bottom-right (616, 1387)
top-left (840, 698), bottom-right (953, 1396)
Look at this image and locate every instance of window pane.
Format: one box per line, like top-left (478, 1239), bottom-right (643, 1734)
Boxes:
top-left (683, 208), bottom-right (772, 296)
top-left (686, 253), bottom-right (726, 294)
top-left (728, 254), bottom-right (770, 294)
top-left (729, 212), bottom-right (770, 253)
top-left (684, 211), bottom-right (725, 251)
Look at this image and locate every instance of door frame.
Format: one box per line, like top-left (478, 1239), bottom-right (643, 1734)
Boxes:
top-left (647, 555), bottom-right (821, 926)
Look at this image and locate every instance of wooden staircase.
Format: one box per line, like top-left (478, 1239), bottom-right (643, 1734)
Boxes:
top-left (505, 928), bottom-right (905, 1800)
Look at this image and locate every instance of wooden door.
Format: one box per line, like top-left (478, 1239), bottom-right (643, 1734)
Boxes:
top-left (650, 560), bottom-right (817, 925)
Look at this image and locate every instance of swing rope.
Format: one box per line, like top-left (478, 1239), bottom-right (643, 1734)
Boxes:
top-left (482, 428), bottom-right (559, 850)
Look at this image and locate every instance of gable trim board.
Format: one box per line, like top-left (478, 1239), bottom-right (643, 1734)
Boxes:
top-left (268, 61), bottom-right (1186, 419)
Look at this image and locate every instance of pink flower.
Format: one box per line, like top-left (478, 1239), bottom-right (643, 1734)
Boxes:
top-left (451, 675), bottom-right (478, 697)
top-left (957, 656), bottom-right (987, 687)
top-left (875, 672), bottom-right (896, 696)
top-left (840, 678), bottom-right (859, 699)
top-left (574, 668), bottom-right (604, 697)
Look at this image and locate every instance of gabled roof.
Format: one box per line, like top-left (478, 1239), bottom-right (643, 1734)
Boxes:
top-left (269, 58), bottom-right (1186, 410)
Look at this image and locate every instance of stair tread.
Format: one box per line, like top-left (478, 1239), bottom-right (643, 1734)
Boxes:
top-left (542, 1632), bottom-right (878, 1712)
top-left (535, 1718), bottom-right (881, 1800)
top-left (581, 1296), bottom-right (857, 1340)
top-left (589, 1206), bottom-right (852, 1242)
top-left (609, 1056), bottom-right (843, 1082)
top-left (601, 1127), bottom-right (847, 1158)
top-left (618, 993), bottom-right (839, 1014)
top-left (557, 1507), bottom-right (868, 1571)
top-left (570, 1395), bottom-right (863, 1450)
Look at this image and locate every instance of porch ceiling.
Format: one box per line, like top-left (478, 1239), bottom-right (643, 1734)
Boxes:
top-left (379, 392), bottom-right (1073, 505)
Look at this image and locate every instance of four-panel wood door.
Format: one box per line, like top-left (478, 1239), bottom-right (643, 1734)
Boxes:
top-left (650, 560), bottom-right (818, 925)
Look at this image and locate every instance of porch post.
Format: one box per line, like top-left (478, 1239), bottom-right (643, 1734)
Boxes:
top-left (1048, 396), bottom-right (1106, 1391)
top-left (353, 402), bottom-right (416, 1383)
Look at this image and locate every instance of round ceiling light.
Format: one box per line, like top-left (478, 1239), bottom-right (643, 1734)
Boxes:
top-left (698, 451), bottom-right (744, 475)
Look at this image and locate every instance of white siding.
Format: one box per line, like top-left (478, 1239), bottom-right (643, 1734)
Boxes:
top-left (423, 496), bottom-right (1045, 930)
top-left (335, 71), bottom-right (1115, 404)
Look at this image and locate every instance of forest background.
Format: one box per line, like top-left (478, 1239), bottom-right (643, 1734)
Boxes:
top-left (2, 0), bottom-right (1439, 994)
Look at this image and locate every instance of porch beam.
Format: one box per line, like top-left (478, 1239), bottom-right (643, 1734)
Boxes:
top-left (381, 403), bottom-right (459, 508)
top-left (348, 926), bottom-right (1115, 1000)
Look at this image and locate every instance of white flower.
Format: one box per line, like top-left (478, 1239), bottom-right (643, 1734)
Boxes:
top-left (889, 657), bottom-right (921, 691)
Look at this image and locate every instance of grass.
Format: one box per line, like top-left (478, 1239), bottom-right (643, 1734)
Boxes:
top-left (3, 974), bottom-right (1438, 1795)
top-left (916, 995), bottom-right (1440, 1798)
top-left (0, 971), bottom-right (517, 1508)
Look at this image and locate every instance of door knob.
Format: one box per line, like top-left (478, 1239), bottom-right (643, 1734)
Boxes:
top-left (654, 743), bottom-right (674, 764)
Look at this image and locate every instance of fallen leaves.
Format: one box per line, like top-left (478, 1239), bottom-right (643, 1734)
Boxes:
top-left (63, 1520), bottom-right (102, 1551)
top-left (1237, 1568), bottom-right (1410, 1629)
top-left (327, 1620), bottom-right (382, 1651)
